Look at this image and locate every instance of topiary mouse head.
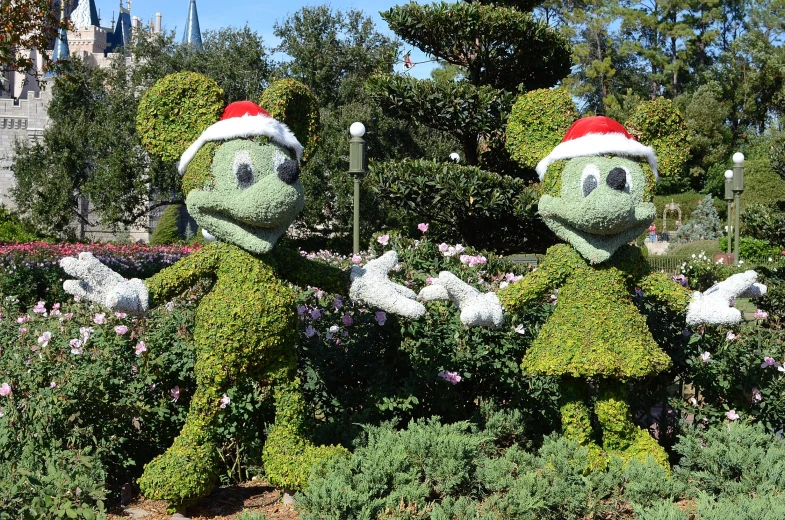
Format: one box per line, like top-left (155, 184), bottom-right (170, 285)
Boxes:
top-left (138, 73), bottom-right (306, 255)
top-left (535, 116), bottom-right (658, 264)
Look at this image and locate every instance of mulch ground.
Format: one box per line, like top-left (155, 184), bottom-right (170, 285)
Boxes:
top-left (107, 480), bottom-right (300, 520)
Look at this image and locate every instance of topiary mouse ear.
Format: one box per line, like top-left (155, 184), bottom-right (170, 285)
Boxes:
top-left (505, 87), bottom-right (577, 173)
top-left (259, 79), bottom-right (319, 161)
top-left (136, 72), bottom-right (225, 163)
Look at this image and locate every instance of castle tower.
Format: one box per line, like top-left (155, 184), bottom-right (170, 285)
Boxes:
top-left (182, 0), bottom-right (203, 50)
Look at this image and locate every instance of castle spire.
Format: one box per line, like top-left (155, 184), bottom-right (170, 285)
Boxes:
top-left (182, 0), bottom-right (203, 50)
top-left (47, 3), bottom-right (70, 77)
top-left (70, 0), bottom-right (100, 29)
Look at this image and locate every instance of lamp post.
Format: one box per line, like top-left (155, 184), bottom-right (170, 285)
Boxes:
top-left (732, 152), bottom-right (745, 264)
top-left (349, 122), bottom-right (367, 255)
top-left (724, 170), bottom-right (734, 256)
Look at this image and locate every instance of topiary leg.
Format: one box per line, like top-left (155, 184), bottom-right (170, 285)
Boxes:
top-left (262, 362), bottom-right (348, 491)
top-left (137, 355), bottom-right (227, 511)
top-left (594, 380), bottom-right (669, 469)
top-left (559, 378), bottom-right (605, 470)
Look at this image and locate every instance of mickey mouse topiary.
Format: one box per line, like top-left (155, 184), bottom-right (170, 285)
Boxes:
top-left (60, 74), bottom-right (425, 513)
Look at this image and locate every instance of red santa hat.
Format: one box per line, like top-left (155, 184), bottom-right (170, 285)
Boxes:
top-left (178, 100), bottom-right (303, 175)
top-left (535, 116), bottom-right (658, 181)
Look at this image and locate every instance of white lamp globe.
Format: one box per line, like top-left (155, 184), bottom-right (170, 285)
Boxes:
top-left (349, 122), bottom-right (366, 137)
top-left (449, 152), bottom-right (460, 163)
top-left (724, 169), bottom-right (733, 179)
top-left (732, 152), bottom-right (745, 164)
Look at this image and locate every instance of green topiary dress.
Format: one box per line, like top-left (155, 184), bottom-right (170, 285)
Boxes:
top-left (499, 243), bottom-right (690, 468)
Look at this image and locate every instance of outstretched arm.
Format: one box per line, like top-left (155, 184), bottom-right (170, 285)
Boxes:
top-left (498, 244), bottom-right (582, 316)
top-left (144, 243), bottom-right (224, 308)
top-left (269, 246), bottom-right (349, 295)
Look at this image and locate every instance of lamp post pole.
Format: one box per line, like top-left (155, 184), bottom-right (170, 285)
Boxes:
top-left (732, 152), bottom-right (745, 264)
top-left (348, 122), bottom-right (367, 255)
top-left (724, 170), bottom-right (734, 256)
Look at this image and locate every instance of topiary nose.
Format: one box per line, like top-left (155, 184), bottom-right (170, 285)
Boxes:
top-left (606, 167), bottom-right (627, 191)
top-left (277, 160), bottom-right (300, 185)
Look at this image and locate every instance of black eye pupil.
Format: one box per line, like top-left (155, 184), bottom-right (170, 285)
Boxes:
top-left (583, 175), bottom-right (598, 196)
top-left (236, 163), bottom-right (253, 188)
top-left (277, 160), bottom-right (300, 185)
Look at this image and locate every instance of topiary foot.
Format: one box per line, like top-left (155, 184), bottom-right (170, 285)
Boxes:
top-left (608, 428), bottom-right (670, 470)
top-left (138, 438), bottom-right (221, 511)
top-left (262, 424), bottom-right (349, 490)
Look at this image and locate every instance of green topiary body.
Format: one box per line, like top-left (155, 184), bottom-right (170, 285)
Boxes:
top-left (499, 243), bottom-right (689, 466)
top-left (137, 241), bottom-right (349, 507)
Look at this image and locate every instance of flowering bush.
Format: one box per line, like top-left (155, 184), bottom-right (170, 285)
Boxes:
top-left (0, 242), bottom-right (200, 311)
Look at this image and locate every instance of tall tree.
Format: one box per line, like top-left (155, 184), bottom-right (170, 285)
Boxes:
top-left (369, 1), bottom-right (571, 167)
top-left (273, 5), bottom-right (399, 107)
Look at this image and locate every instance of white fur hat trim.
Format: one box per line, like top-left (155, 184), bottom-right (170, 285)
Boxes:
top-left (535, 132), bottom-right (658, 180)
top-left (178, 114), bottom-right (303, 174)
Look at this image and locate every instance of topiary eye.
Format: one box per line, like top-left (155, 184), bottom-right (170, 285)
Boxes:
top-left (233, 151), bottom-right (255, 190)
top-left (581, 164), bottom-right (600, 197)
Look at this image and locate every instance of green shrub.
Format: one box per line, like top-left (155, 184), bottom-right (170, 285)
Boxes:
top-left (369, 159), bottom-right (557, 254)
top-left (671, 195), bottom-right (723, 246)
top-left (718, 236), bottom-right (780, 259)
top-left (0, 206), bottom-right (44, 243)
top-left (742, 204), bottom-right (785, 248)
top-left (740, 158), bottom-right (785, 209)
top-left (506, 87), bottom-right (577, 173)
top-left (665, 240), bottom-right (722, 258)
top-left (150, 204), bottom-right (184, 246)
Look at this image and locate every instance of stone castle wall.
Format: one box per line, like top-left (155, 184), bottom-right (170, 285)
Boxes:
top-left (0, 90), bottom-right (50, 209)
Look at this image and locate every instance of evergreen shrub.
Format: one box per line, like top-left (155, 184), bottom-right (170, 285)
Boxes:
top-left (150, 204), bottom-right (184, 246)
top-left (742, 204), bottom-right (785, 248)
top-left (671, 195), bottom-right (723, 246)
top-left (370, 159), bottom-right (557, 254)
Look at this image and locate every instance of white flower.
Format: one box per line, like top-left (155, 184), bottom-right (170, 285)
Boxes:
top-left (514, 324), bottom-right (525, 335)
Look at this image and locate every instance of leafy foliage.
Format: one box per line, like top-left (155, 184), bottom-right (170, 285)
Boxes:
top-left (367, 75), bottom-right (515, 166)
top-left (272, 5), bottom-right (399, 108)
top-left (0, 0), bottom-right (70, 86)
top-left (625, 98), bottom-right (691, 195)
top-left (369, 159), bottom-right (555, 254)
top-left (506, 88), bottom-right (578, 173)
top-left (742, 204), bottom-right (785, 248)
top-left (381, 2), bottom-right (571, 93)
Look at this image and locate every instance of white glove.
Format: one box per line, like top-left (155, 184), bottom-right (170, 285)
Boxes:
top-left (418, 271), bottom-right (504, 328)
top-left (349, 251), bottom-right (425, 319)
top-left (686, 270), bottom-right (767, 326)
top-left (60, 252), bottom-right (149, 315)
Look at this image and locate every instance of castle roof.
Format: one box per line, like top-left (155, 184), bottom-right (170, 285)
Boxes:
top-left (71, 0), bottom-right (100, 29)
top-left (107, 6), bottom-right (132, 53)
top-left (182, 0), bottom-right (203, 50)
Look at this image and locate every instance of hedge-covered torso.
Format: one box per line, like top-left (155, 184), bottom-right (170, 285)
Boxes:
top-left (516, 245), bottom-right (671, 380)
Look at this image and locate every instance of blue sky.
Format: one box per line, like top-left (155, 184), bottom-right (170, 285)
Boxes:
top-left (91, 0), bottom-right (437, 78)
